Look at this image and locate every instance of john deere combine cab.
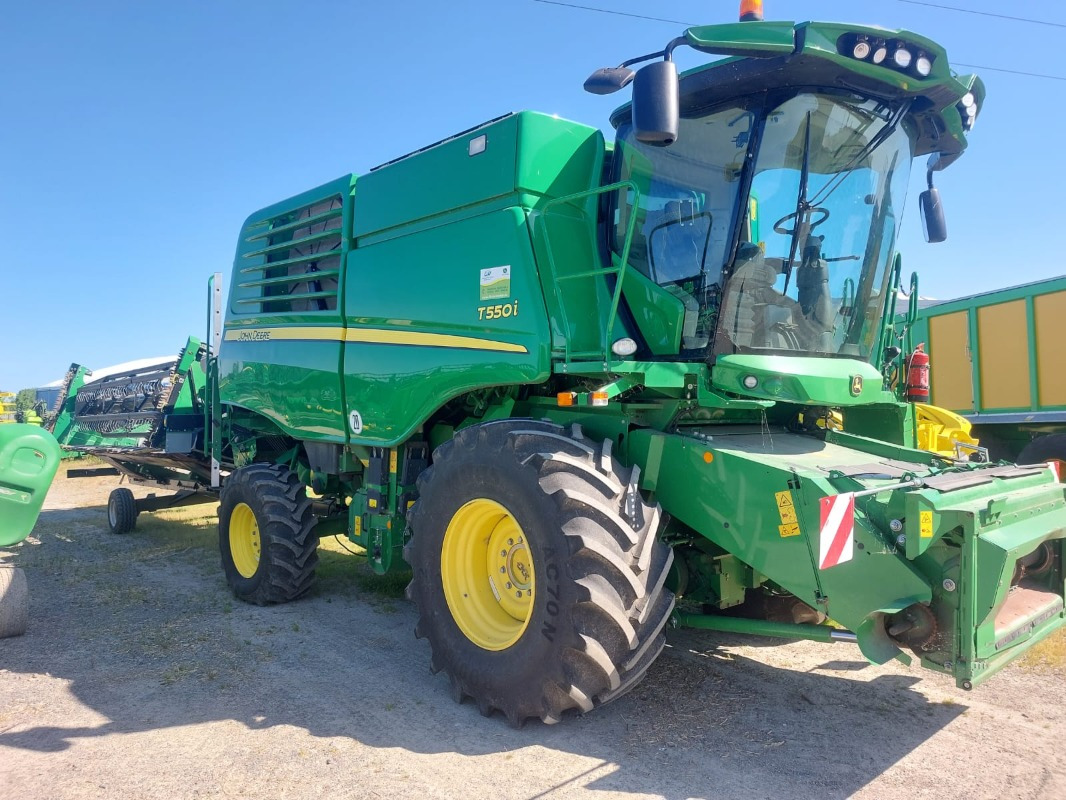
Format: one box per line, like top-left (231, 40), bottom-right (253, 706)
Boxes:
top-left (51, 7), bottom-right (1066, 725)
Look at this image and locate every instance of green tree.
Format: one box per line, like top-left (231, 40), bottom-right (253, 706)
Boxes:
top-left (15, 388), bottom-right (37, 414)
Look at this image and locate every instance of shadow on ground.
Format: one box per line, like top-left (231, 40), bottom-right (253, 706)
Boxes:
top-left (0, 506), bottom-right (965, 799)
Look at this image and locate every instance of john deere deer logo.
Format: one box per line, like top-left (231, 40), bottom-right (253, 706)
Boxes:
top-left (850, 374), bottom-right (863, 396)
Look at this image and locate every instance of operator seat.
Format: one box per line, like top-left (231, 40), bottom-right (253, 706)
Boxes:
top-left (719, 242), bottom-right (784, 348)
top-left (647, 200), bottom-right (710, 284)
top-left (647, 200), bottom-right (714, 349)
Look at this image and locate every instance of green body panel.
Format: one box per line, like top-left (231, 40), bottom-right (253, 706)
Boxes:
top-left (685, 21), bottom-right (798, 56)
top-left (345, 205), bottom-right (550, 445)
top-left (219, 339), bottom-right (348, 441)
top-left (620, 268), bottom-right (685, 355)
top-left (624, 424), bottom-right (1066, 686)
top-left (0, 425), bottom-right (61, 547)
top-left (220, 175), bottom-right (353, 444)
top-left (353, 117), bottom-right (519, 237)
top-left (712, 355), bottom-right (889, 406)
top-left (223, 113), bottom-right (608, 447)
top-left (627, 428), bottom-right (932, 630)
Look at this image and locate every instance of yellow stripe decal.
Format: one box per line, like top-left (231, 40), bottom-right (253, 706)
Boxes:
top-left (223, 326), bottom-right (526, 354)
top-left (344, 328), bottom-right (527, 353)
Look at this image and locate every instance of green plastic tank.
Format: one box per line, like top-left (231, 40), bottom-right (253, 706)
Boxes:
top-left (0, 424), bottom-right (61, 547)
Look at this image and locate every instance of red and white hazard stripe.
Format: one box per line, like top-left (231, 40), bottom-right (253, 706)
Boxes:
top-left (818, 493), bottom-right (855, 570)
top-left (1048, 461), bottom-right (1062, 482)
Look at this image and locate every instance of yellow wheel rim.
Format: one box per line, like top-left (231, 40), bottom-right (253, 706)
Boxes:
top-left (441, 498), bottom-right (535, 651)
top-left (229, 502), bottom-right (262, 579)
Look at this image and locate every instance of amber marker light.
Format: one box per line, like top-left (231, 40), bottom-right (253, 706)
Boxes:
top-left (703, 452), bottom-right (714, 464)
top-left (557, 392), bottom-right (576, 407)
top-left (739, 0), bottom-right (764, 22)
top-left (590, 391), bottom-right (609, 407)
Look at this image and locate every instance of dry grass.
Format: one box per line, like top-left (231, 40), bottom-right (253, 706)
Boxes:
top-left (1020, 628), bottom-right (1066, 672)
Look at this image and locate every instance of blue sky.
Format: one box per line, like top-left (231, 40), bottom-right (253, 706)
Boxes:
top-left (2, 0), bottom-right (1063, 390)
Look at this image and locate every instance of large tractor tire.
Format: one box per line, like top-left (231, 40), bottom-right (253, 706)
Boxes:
top-left (1018, 434), bottom-right (1066, 478)
top-left (0, 566), bottom-right (29, 639)
top-left (107, 487), bottom-right (138, 534)
top-left (406, 419), bottom-right (674, 727)
top-left (218, 463), bottom-right (319, 605)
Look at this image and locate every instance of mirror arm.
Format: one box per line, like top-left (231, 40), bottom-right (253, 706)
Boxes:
top-left (619, 49), bottom-right (668, 69)
top-left (663, 36), bottom-right (690, 61)
top-left (619, 37), bottom-right (687, 70)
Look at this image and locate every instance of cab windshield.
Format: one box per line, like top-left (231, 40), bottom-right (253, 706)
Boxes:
top-left (614, 91), bottom-right (914, 361)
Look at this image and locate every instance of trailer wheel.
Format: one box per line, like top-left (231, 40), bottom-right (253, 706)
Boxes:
top-left (107, 488), bottom-right (138, 534)
top-left (0, 567), bottom-right (29, 639)
top-left (406, 419), bottom-right (674, 727)
top-left (1018, 434), bottom-right (1066, 479)
top-left (219, 463), bottom-right (319, 605)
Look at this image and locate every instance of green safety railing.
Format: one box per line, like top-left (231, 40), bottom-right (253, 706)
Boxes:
top-left (533, 180), bottom-right (640, 363)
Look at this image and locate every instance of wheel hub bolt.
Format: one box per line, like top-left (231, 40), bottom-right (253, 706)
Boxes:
top-left (515, 591), bottom-right (522, 598)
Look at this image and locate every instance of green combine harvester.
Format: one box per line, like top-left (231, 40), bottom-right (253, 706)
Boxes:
top-left (49, 5), bottom-right (1066, 726)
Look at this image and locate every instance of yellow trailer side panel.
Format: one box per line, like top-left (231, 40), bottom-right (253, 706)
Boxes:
top-left (928, 311), bottom-right (973, 412)
top-left (977, 300), bottom-right (1031, 410)
top-left (1034, 290), bottom-right (1066, 407)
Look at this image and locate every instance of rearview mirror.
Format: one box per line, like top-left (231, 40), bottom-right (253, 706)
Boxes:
top-left (583, 67), bottom-right (636, 95)
top-left (920, 188), bottom-right (947, 243)
top-left (631, 61), bottom-right (679, 146)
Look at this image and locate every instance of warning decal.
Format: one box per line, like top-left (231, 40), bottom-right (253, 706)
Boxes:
top-left (775, 490), bottom-right (798, 532)
top-left (479, 265), bottom-right (511, 300)
top-left (919, 510), bottom-right (934, 539)
top-left (818, 493), bottom-right (855, 570)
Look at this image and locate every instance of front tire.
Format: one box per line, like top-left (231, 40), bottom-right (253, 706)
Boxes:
top-left (406, 419), bottom-right (674, 726)
top-left (219, 464), bottom-right (319, 605)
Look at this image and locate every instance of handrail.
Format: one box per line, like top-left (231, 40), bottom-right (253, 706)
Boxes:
top-left (531, 180), bottom-right (640, 362)
top-left (205, 273), bottom-right (223, 488)
top-left (907, 270), bottom-right (920, 325)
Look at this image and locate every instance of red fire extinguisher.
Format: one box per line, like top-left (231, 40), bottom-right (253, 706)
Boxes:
top-left (906, 343), bottom-right (930, 402)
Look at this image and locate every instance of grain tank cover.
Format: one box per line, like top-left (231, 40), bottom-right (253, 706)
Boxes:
top-left (352, 112), bottom-right (604, 238)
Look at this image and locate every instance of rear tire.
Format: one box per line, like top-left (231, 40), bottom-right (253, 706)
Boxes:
top-left (219, 464), bottom-right (319, 605)
top-left (0, 567), bottom-right (29, 639)
top-left (107, 487), bottom-right (138, 534)
top-left (406, 419), bottom-right (674, 726)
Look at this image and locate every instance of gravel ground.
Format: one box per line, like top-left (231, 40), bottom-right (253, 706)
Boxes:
top-left (1, 467), bottom-right (1064, 800)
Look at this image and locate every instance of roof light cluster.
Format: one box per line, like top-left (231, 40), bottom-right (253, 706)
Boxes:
top-left (837, 34), bottom-right (934, 78)
top-left (958, 91), bottom-right (978, 131)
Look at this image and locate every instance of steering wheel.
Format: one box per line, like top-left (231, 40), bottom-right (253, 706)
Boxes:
top-left (772, 207), bottom-right (830, 236)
